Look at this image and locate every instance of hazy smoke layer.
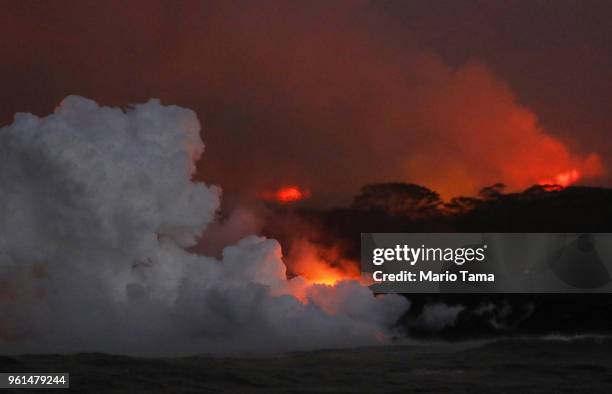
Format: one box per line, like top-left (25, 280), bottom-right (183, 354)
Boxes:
top-left (165, 2), bottom-right (604, 202)
top-left (0, 97), bottom-right (408, 356)
top-left (0, 2), bottom-right (605, 203)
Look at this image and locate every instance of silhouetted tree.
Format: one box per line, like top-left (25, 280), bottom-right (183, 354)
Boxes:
top-left (445, 196), bottom-right (482, 214)
top-left (351, 183), bottom-right (441, 218)
top-left (523, 184), bottom-right (563, 196)
top-left (478, 183), bottom-right (506, 200)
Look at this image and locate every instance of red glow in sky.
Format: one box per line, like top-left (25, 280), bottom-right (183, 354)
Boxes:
top-left (276, 186), bottom-right (309, 203)
top-left (538, 169), bottom-right (581, 188)
top-left (264, 186), bottom-right (311, 203)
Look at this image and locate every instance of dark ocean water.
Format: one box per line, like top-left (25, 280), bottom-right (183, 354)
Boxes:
top-left (1, 336), bottom-right (611, 393)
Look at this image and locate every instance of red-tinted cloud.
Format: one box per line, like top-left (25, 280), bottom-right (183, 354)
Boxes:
top-left (0, 1), bottom-right (606, 203)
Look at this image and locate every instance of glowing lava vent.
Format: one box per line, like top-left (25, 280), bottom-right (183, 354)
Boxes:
top-left (263, 185), bottom-right (311, 204)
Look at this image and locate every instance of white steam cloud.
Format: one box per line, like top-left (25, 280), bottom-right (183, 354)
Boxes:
top-left (0, 96), bottom-right (408, 356)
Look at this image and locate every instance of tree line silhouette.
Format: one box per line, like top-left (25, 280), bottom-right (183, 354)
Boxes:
top-left (267, 182), bottom-right (612, 339)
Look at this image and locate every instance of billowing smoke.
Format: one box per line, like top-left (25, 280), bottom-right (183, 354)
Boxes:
top-left (0, 2), bottom-right (605, 204)
top-left (0, 97), bottom-right (408, 356)
top-left (173, 2), bottom-right (604, 202)
top-left (414, 303), bottom-right (465, 333)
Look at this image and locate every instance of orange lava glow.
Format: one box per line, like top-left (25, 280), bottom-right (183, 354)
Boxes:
top-left (263, 185), bottom-right (311, 203)
top-left (297, 258), bottom-right (360, 286)
top-left (276, 186), bottom-right (308, 203)
top-left (286, 239), bottom-right (362, 286)
top-left (538, 168), bottom-right (581, 188)
top-left (277, 240), bottom-right (370, 306)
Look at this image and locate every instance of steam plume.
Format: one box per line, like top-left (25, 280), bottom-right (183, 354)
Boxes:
top-left (0, 97), bottom-right (408, 356)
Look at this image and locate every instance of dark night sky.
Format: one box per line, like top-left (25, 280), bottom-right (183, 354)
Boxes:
top-left (1, 0), bottom-right (611, 205)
